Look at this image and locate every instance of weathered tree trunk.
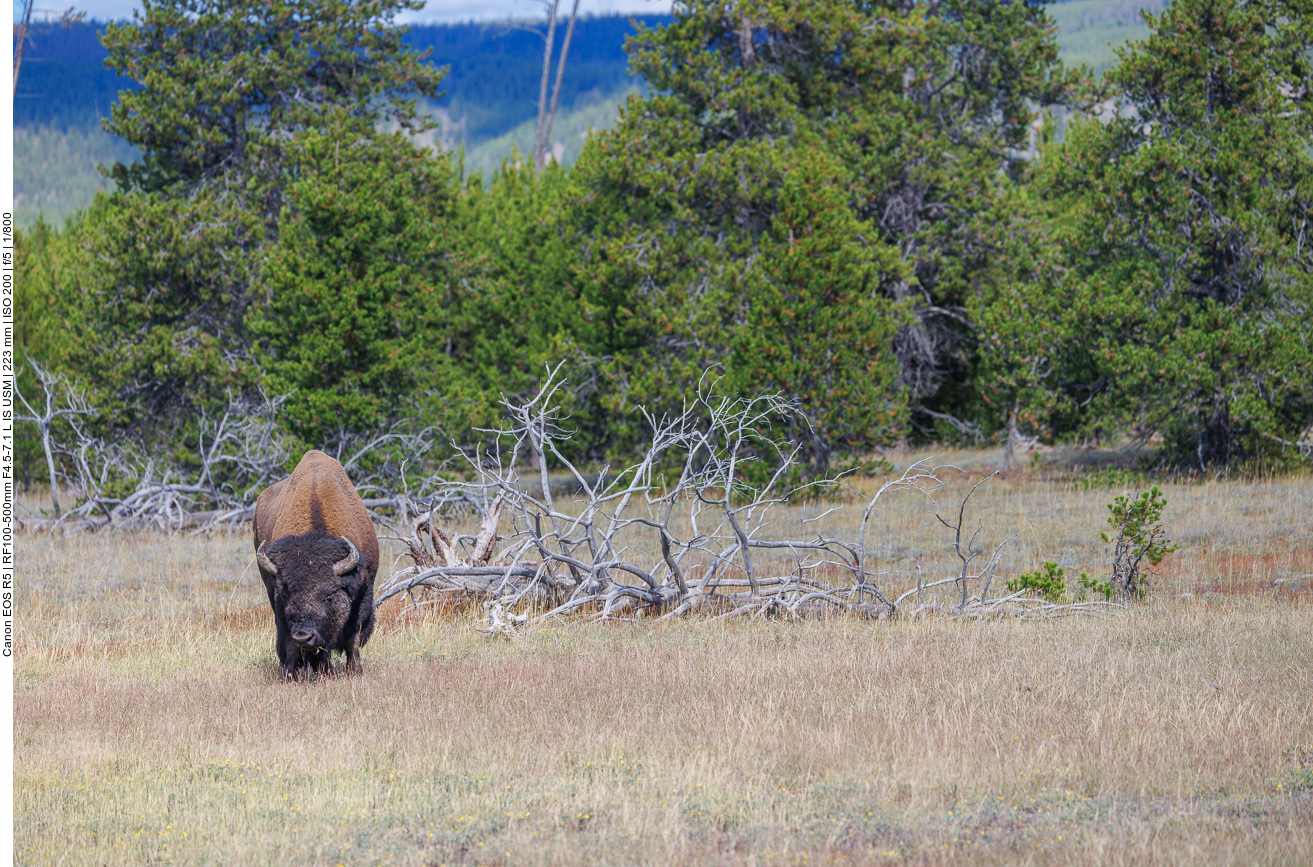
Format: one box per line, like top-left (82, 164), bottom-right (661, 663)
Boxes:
top-left (533, 0), bottom-right (561, 170)
top-left (40, 424), bottom-right (61, 518)
top-left (13, 0), bottom-right (34, 96)
top-left (1196, 400), bottom-right (1237, 471)
top-left (738, 14), bottom-right (754, 66)
top-left (539, 0), bottom-right (580, 167)
top-left (1003, 404), bottom-right (1019, 470)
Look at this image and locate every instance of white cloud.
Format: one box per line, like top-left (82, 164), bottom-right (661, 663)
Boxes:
top-left (47, 0), bottom-right (670, 25)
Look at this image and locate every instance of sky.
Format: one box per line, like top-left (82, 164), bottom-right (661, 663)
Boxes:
top-left (19, 0), bottom-right (672, 25)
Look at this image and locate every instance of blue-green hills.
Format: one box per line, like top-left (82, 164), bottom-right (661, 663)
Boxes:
top-left (14, 3), bottom-right (1161, 228)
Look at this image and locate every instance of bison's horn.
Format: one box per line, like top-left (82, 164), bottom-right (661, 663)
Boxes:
top-left (256, 542), bottom-right (278, 577)
top-left (333, 536), bottom-right (361, 576)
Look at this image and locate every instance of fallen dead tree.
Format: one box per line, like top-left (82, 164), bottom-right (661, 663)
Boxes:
top-left (15, 371), bottom-right (455, 536)
top-left (377, 370), bottom-right (1122, 627)
top-left (16, 363), bottom-right (1124, 622)
top-left (20, 504), bottom-right (256, 535)
top-left (17, 384), bottom-right (296, 536)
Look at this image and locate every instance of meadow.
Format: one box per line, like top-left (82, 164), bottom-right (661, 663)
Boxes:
top-left (13, 449), bottom-right (1313, 865)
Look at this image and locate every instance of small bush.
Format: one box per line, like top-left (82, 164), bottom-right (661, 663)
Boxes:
top-left (1077, 571), bottom-right (1113, 601)
top-left (1007, 561), bottom-right (1067, 602)
top-left (1101, 486), bottom-right (1179, 598)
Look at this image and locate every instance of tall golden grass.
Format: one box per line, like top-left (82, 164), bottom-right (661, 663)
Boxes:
top-left (14, 463), bottom-right (1313, 865)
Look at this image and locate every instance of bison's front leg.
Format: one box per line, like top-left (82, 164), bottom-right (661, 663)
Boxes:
top-left (308, 648), bottom-right (333, 678)
top-left (276, 624), bottom-right (310, 681)
top-left (344, 630), bottom-right (363, 676)
top-left (279, 650), bottom-right (309, 682)
top-left (280, 663), bottom-right (306, 681)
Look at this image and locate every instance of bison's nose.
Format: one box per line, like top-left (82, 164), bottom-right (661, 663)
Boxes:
top-left (292, 629), bottom-right (317, 647)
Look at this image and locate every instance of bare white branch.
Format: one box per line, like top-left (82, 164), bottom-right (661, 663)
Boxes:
top-left (376, 378), bottom-right (1112, 629)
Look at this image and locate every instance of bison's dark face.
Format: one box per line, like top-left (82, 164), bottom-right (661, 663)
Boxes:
top-left (257, 533), bottom-right (365, 672)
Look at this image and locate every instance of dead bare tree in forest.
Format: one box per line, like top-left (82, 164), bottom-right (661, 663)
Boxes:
top-left (928, 471), bottom-right (1014, 609)
top-left (15, 374), bottom-right (472, 535)
top-left (323, 420), bottom-right (456, 515)
top-left (18, 386), bottom-right (469, 535)
top-left (13, 0), bottom-right (35, 96)
top-left (531, 0), bottom-right (581, 169)
top-left (19, 389), bottom-right (297, 534)
top-left (15, 359), bottom-right (95, 517)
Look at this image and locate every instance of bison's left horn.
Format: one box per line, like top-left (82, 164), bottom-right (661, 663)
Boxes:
top-left (256, 542), bottom-right (279, 577)
top-left (333, 536), bottom-right (362, 576)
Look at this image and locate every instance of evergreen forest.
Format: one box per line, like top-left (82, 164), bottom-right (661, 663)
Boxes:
top-left (14, 0), bottom-right (1313, 509)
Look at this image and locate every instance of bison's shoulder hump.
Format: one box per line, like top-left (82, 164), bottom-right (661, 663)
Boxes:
top-left (268, 451), bottom-right (377, 561)
top-left (254, 476), bottom-right (289, 550)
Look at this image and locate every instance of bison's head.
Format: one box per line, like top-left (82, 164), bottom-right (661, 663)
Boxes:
top-left (257, 533), bottom-right (364, 655)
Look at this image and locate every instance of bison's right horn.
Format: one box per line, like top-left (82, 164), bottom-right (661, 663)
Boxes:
top-left (256, 542), bottom-right (278, 577)
top-left (333, 536), bottom-right (361, 576)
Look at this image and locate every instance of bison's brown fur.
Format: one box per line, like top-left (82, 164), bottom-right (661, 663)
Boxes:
top-left (253, 450), bottom-right (379, 680)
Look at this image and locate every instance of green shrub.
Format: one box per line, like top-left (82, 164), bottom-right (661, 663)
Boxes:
top-left (1101, 486), bottom-right (1179, 598)
top-left (1076, 571), bottom-right (1113, 601)
top-left (1007, 561), bottom-right (1067, 602)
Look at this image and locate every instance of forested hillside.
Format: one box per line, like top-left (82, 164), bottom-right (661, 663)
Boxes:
top-left (15, 2), bottom-right (1163, 228)
top-left (13, 14), bottom-right (668, 227)
top-left (14, 0), bottom-right (1312, 510)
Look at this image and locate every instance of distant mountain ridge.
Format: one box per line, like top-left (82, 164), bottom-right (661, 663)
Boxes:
top-left (12, 5), bottom-right (1162, 227)
top-left (13, 22), bottom-right (130, 129)
top-left (405, 16), bottom-right (668, 144)
top-left (13, 15), bottom-right (671, 144)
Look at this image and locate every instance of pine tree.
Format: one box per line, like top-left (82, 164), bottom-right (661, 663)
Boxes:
top-left (982, 0), bottom-right (1313, 467)
top-left (248, 116), bottom-right (460, 448)
top-left (71, 0), bottom-right (445, 441)
top-left (570, 0), bottom-right (1081, 465)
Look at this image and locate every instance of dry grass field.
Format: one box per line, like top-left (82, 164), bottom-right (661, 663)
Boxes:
top-left (13, 449), bottom-right (1313, 865)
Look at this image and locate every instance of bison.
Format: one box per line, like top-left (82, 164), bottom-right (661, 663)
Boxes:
top-left (253, 450), bottom-right (379, 680)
